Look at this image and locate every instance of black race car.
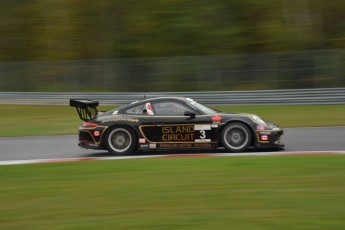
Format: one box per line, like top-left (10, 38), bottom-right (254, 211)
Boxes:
top-left (70, 97), bottom-right (284, 155)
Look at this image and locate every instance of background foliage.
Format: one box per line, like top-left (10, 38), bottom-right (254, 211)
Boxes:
top-left (2, 0), bottom-right (345, 60)
top-left (0, 0), bottom-right (344, 91)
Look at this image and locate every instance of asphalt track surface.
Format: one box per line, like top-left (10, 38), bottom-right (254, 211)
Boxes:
top-left (0, 127), bottom-right (344, 161)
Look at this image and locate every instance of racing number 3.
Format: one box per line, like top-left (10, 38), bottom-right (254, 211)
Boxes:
top-left (199, 130), bottom-right (206, 139)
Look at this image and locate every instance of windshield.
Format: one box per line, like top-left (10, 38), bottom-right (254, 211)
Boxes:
top-left (188, 100), bottom-right (217, 115)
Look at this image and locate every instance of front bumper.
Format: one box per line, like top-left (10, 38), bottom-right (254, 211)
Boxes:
top-left (255, 129), bottom-right (285, 149)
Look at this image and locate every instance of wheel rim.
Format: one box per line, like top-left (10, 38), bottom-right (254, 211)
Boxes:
top-left (108, 128), bottom-right (132, 152)
top-left (224, 125), bottom-right (249, 150)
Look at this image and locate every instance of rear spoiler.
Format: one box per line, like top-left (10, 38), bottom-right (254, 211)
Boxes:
top-left (70, 99), bottom-right (99, 121)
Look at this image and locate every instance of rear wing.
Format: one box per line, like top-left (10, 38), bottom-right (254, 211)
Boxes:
top-left (70, 99), bottom-right (99, 121)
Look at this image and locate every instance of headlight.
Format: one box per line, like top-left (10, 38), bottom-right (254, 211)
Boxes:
top-left (250, 114), bottom-right (266, 125)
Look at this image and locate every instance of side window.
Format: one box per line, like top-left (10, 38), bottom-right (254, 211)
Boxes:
top-left (126, 104), bottom-right (145, 114)
top-left (145, 102), bottom-right (154, 115)
top-left (153, 101), bottom-right (191, 116)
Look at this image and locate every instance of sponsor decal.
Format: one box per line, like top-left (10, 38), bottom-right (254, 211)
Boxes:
top-left (112, 110), bottom-right (119, 115)
top-left (195, 139), bottom-right (211, 142)
top-left (260, 135), bottom-right (269, 141)
top-left (159, 143), bottom-right (212, 148)
top-left (194, 143), bottom-right (212, 147)
top-left (140, 123), bottom-right (217, 144)
top-left (194, 124), bottom-right (211, 131)
top-left (160, 143), bottom-right (180, 148)
top-left (160, 143), bottom-right (193, 148)
top-left (93, 131), bottom-right (101, 137)
top-left (149, 143), bottom-right (156, 148)
top-left (101, 118), bottom-right (139, 123)
top-left (259, 131), bottom-right (271, 135)
top-left (139, 138), bottom-right (146, 143)
top-left (88, 143), bottom-right (99, 147)
top-left (211, 115), bottom-right (222, 123)
top-left (162, 125), bottom-right (195, 142)
top-left (140, 144), bottom-right (149, 148)
top-left (211, 124), bottom-right (218, 128)
top-left (257, 125), bottom-right (266, 131)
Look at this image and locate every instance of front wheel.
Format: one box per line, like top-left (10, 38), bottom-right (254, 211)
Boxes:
top-left (104, 127), bottom-right (137, 155)
top-left (221, 122), bottom-right (252, 152)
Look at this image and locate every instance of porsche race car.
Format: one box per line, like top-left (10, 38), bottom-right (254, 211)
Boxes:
top-left (70, 97), bottom-right (284, 155)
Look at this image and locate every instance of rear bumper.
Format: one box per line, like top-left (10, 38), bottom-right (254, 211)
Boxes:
top-left (78, 129), bottom-right (104, 150)
top-left (78, 140), bottom-right (103, 150)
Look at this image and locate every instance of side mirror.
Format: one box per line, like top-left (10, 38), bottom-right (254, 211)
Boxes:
top-left (184, 111), bottom-right (196, 119)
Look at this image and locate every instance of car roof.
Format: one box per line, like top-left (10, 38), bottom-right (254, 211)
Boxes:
top-left (117, 96), bottom-right (190, 112)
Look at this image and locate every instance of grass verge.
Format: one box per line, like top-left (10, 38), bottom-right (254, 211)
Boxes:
top-left (0, 155), bottom-right (345, 230)
top-left (1, 104), bottom-right (344, 136)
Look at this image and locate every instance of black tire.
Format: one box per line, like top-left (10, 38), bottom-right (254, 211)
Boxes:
top-left (221, 122), bottom-right (252, 152)
top-left (104, 126), bottom-right (137, 155)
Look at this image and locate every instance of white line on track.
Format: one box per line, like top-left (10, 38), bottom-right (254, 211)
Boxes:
top-left (0, 150), bottom-right (345, 166)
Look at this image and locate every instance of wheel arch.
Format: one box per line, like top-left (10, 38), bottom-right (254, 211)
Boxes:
top-left (101, 123), bottom-right (139, 148)
top-left (219, 120), bottom-right (256, 147)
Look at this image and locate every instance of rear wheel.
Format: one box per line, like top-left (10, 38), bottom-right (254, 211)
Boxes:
top-left (105, 127), bottom-right (137, 155)
top-left (221, 122), bottom-right (251, 152)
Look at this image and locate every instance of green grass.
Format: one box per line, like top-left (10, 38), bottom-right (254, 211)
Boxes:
top-left (1, 155), bottom-right (345, 229)
top-left (1, 104), bottom-right (344, 136)
top-left (0, 105), bottom-right (112, 136)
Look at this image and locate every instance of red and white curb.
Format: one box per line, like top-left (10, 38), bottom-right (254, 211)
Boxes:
top-left (1, 151), bottom-right (345, 166)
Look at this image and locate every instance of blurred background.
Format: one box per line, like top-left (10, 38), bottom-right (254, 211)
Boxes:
top-left (0, 0), bottom-right (344, 92)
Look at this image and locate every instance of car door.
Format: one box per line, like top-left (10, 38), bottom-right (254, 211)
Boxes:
top-left (139, 99), bottom-right (218, 148)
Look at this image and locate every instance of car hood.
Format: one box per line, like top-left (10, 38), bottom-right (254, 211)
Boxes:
top-left (210, 112), bottom-right (282, 130)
